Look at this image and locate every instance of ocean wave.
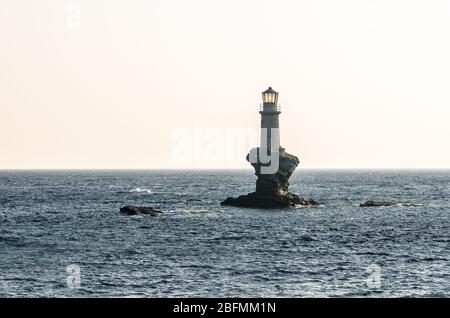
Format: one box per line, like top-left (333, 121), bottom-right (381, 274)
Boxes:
top-left (394, 202), bottom-right (412, 207)
top-left (212, 235), bottom-right (249, 241)
top-left (294, 203), bottom-right (326, 209)
top-left (183, 208), bottom-right (209, 213)
top-left (129, 188), bottom-right (153, 194)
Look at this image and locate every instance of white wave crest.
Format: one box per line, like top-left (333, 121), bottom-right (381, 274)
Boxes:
top-left (129, 188), bottom-right (153, 194)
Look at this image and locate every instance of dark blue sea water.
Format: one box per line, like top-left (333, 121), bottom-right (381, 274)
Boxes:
top-left (0, 170), bottom-right (448, 297)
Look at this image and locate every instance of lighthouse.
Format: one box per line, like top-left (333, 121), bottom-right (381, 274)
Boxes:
top-left (260, 87), bottom-right (281, 154)
top-left (247, 87), bottom-right (283, 174)
top-left (221, 86), bottom-right (320, 207)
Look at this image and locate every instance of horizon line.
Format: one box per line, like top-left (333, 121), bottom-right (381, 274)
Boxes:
top-left (1, 167), bottom-right (449, 171)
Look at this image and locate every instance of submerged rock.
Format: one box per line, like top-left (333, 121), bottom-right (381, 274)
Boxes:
top-left (120, 205), bottom-right (162, 216)
top-left (360, 201), bottom-right (410, 207)
top-left (221, 149), bottom-right (321, 208)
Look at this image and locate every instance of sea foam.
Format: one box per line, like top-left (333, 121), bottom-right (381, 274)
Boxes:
top-left (129, 188), bottom-right (153, 194)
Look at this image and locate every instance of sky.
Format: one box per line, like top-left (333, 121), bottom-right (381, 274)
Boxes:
top-left (1, 0), bottom-right (449, 169)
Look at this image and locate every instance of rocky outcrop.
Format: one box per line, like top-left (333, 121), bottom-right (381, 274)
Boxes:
top-left (221, 192), bottom-right (320, 208)
top-left (250, 150), bottom-right (299, 195)
top-left (120, 206), bottom-right (162, 216)
top-left (221, 149), bottom-right (321, 208)
top-left (360, 201), bottom-right (395, 207)
top-left (360, 201), bottom-right (411, 207)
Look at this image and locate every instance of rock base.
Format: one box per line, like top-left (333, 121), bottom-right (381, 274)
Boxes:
top-left (221, 191), bottom-right (321, 208)
top-left (221, 149), bottom-right (321, 208)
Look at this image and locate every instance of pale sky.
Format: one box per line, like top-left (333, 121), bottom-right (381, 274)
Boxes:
top-left (1, 0), bottom-right (449, 169)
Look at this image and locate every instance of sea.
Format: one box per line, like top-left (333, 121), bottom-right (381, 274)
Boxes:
top-left (0, 170), bottom-right (448, 297)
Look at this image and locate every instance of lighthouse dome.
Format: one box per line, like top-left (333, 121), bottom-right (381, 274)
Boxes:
top-left (262, 87), bottom-right (278, 104)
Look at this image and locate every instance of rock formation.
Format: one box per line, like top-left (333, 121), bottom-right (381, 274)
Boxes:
top-left (120, 205), bottom-right (162, 216)
top-left (221, 149), bottom-right (321, 208)
top-left (360, 201), bottom-right (411, 207)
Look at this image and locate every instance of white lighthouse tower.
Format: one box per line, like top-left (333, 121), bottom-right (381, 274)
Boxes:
top-left (260, 87), bottom-right (281, 153)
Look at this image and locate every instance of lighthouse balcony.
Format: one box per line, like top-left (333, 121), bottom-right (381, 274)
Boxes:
top-left (260, 104), bottom-right (281, 113)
